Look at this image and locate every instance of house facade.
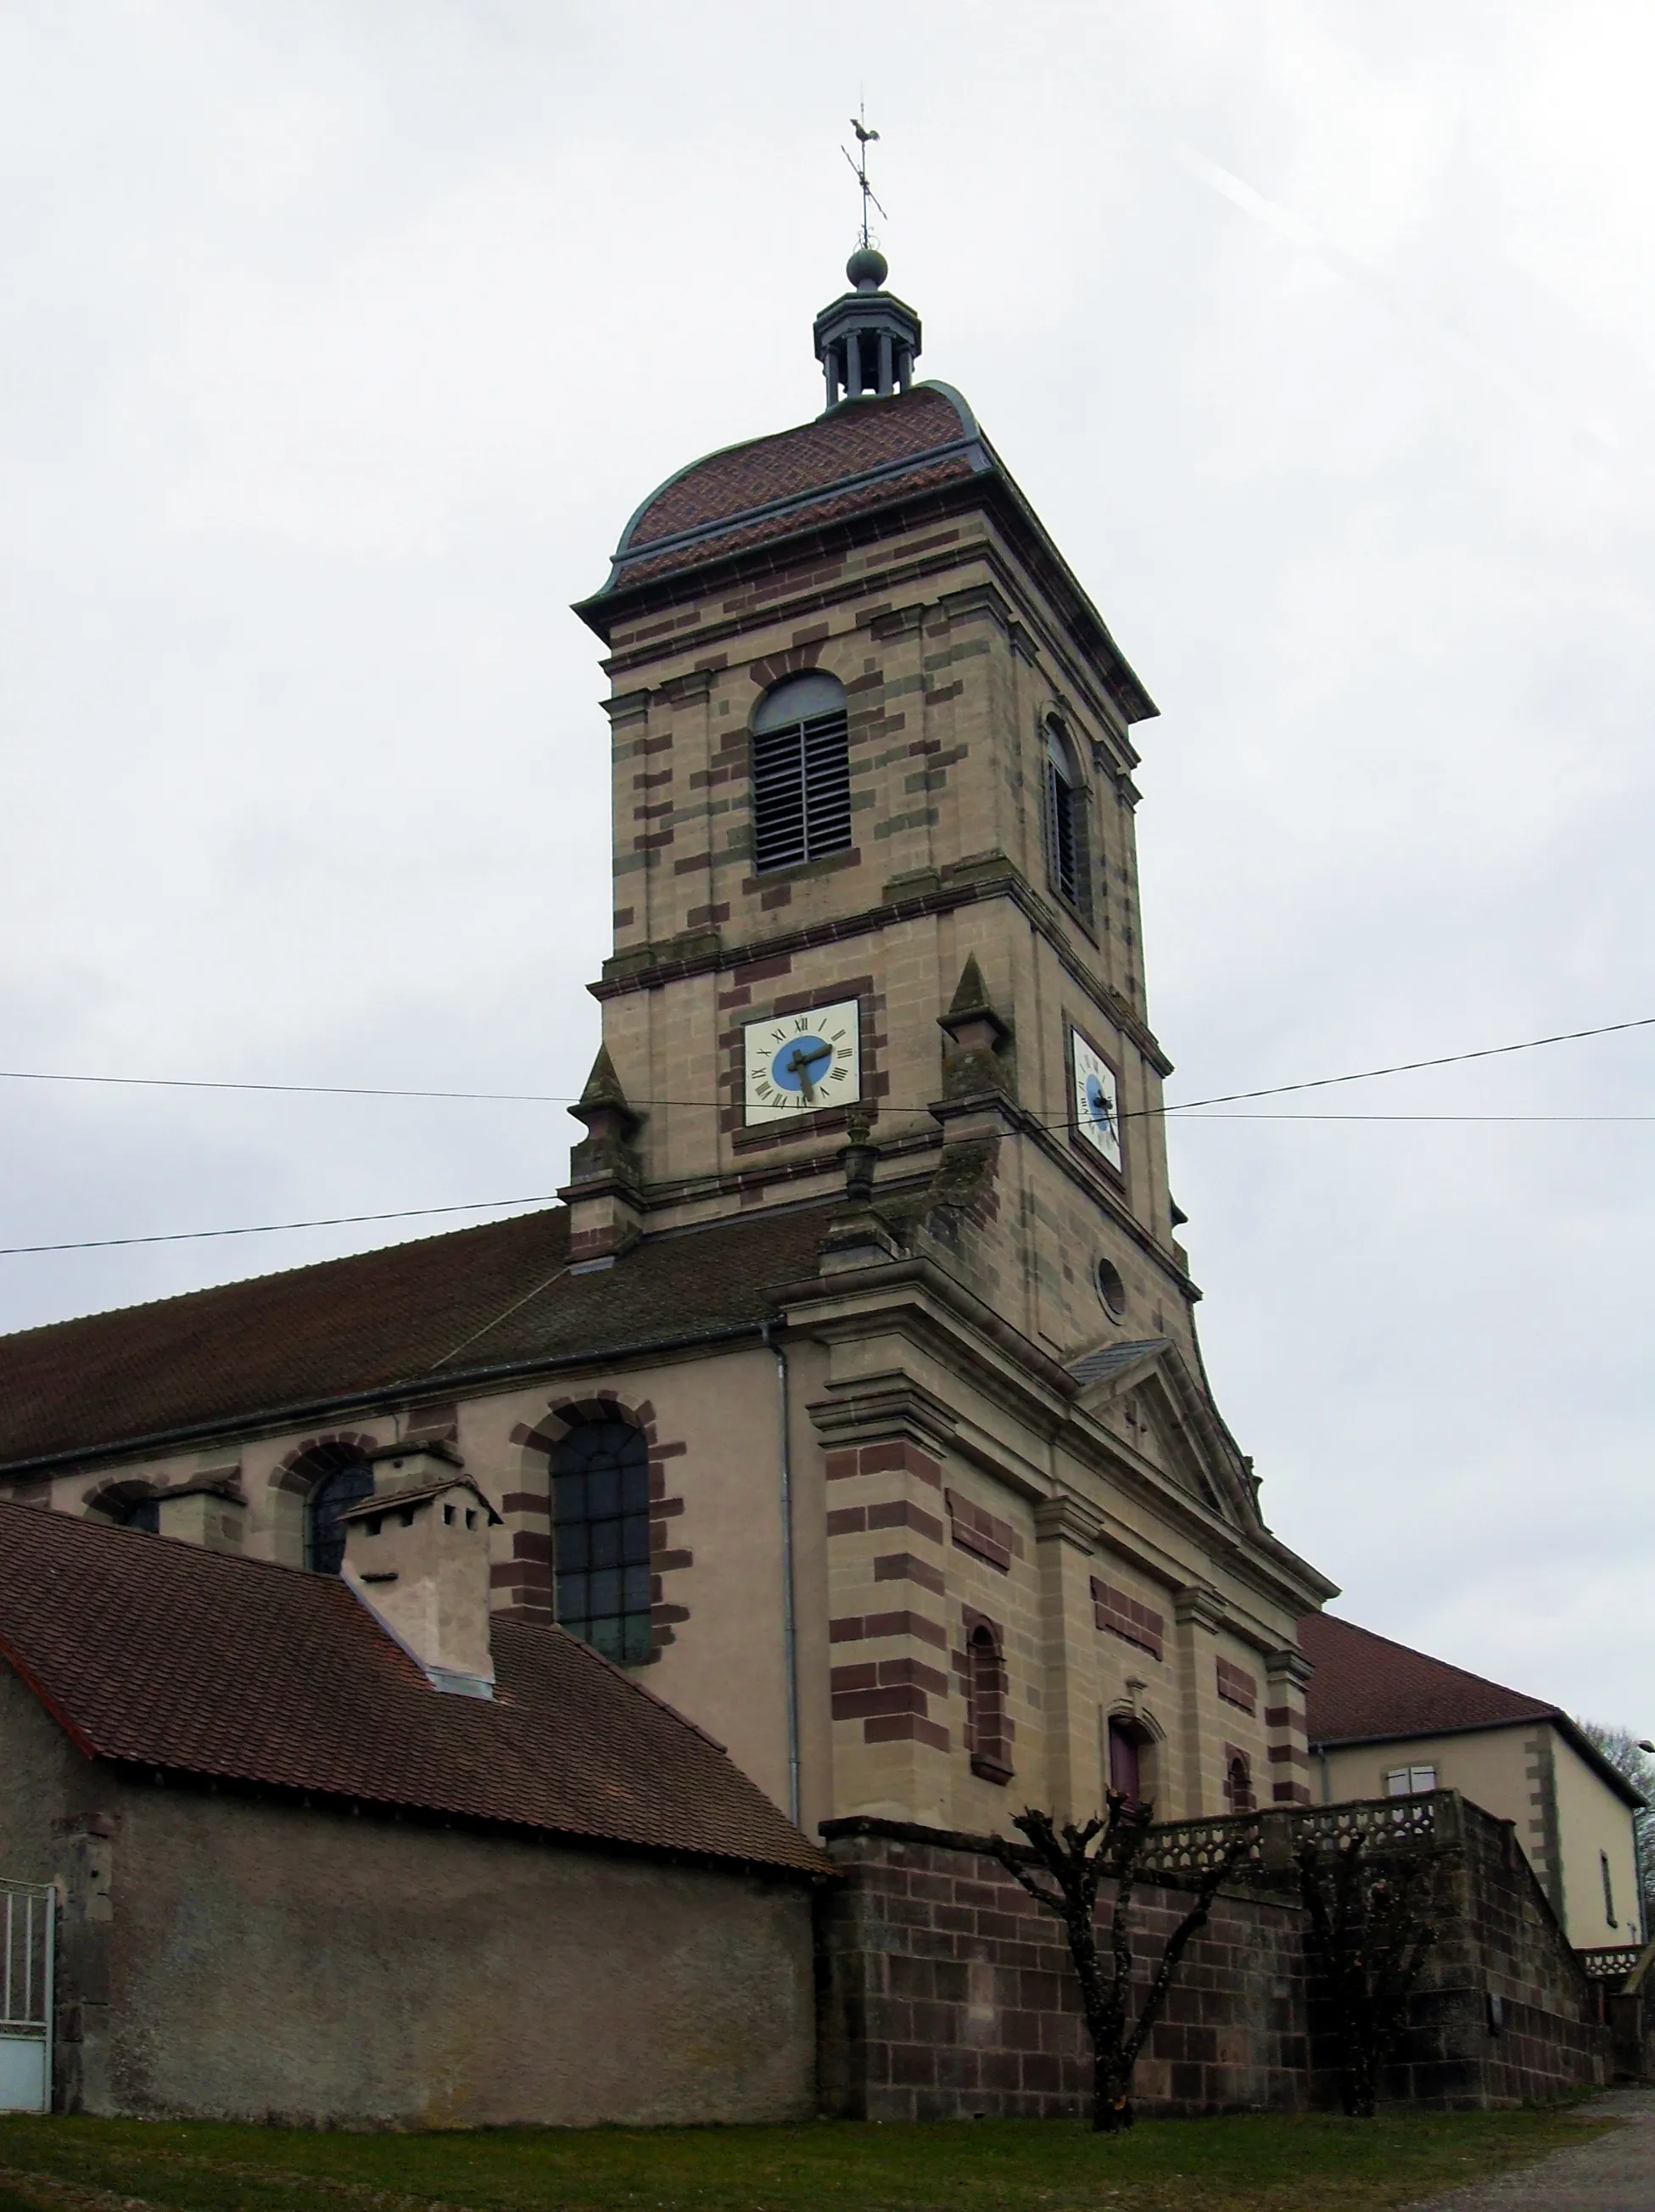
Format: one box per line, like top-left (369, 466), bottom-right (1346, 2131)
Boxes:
top-left (0, 244), bottom-right (1337, 1849)
top-left (1301, 1612), bottom-right (1647, 1951)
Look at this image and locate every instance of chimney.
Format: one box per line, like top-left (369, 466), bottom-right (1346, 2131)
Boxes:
top-left (338, 1446), bottom-right (502, 1699)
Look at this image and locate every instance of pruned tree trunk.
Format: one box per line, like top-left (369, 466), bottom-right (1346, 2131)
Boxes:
top-left (992, 1797), bottom-right (1258, 2132)
top-left (1294, 1829), bottom-right (1446, 2116)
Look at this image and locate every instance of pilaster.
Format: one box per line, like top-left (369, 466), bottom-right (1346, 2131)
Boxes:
top-left (1172, 1583), bottom-right (1227, 1817)
top-left (1264, 1646), bottom-right (1314, 1807)
top-left (1032, 1493), bottom-right (1104, 1823)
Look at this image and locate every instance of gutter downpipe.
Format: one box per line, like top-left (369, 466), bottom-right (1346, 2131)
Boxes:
top-left (763, 1319), bottom-right (802, 1828)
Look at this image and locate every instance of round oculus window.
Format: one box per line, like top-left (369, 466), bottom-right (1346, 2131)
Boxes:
top-left (1096, 1257), bottom-right (1127, 1319)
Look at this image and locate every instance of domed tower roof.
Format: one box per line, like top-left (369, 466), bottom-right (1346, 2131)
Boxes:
top-left (573, 251), bottom-right (1156, 727)
top-left (594, 377), bottom-right (991, 600)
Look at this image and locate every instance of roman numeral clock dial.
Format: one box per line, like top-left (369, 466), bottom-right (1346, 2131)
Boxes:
top-left (743, 999), bottom-right (861, 1125)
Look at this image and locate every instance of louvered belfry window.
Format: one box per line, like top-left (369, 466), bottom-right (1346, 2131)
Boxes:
top-left (751, 671), bottom-right (853, 872)
top-left (1043, 719), bottom-right (1083, 909)
top-left (552, 1418), bottom-right (652, 1665)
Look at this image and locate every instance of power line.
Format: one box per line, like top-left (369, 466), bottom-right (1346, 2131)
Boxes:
top-left (3, 1106), bottom-right (1653, 1259)
top-left (0, 1011), bottom-right (1651, 1120)
top-left (1160, 1013), bottom-right (1655, 1115)
top-left (0, 1196), bottom-right (557, 1258)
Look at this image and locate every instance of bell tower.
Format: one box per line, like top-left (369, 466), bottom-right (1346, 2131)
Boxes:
top-left (567, 247), bottom-right (1193, 1366)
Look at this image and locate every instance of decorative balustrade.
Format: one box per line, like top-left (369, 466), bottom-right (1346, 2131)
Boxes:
top-left (1135, 1790), bottom-right (1451, 1890)
top-left (1577, 1944), bottom-right (1645, 1981)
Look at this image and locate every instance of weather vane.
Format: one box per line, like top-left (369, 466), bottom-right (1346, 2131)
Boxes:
top-left (841, 104), bottom-right (887, 250)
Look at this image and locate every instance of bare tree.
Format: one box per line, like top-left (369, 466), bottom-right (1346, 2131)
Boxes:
top-left (1294, 1827), bottom-right (1447, 2116)
top-left (990, 1795), bottom-right (1259, 2133)
top-left (1576, 1720), bottom-right (1655, 1936)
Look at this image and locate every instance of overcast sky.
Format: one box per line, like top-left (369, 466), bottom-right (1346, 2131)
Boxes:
top-left (3, 1), bottom-right (1652, 1730)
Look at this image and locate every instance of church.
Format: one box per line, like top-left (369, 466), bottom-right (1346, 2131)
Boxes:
top-left (0, 244), bottom-right (1613, 2125)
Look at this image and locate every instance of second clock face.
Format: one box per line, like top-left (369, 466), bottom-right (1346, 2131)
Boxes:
top-left (743, 999), bottom-right (861, 1124)
top-left (1071, 1028), bottom-right (1123, 1173)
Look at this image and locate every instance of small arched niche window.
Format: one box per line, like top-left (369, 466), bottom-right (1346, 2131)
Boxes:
top-left (751, 672), bottom-right (852, 873)
top-left (1043, 719), bottom-right (1086, 911)
top-left (1224, 1750), bottom-right (1256, 1815)
top-left (304, 1452), bottom-right (375, 1575)
top-left (552, 1419), bottom-right (652, 1665)
top-left (964, 1616), bottom-right (1014, 1784)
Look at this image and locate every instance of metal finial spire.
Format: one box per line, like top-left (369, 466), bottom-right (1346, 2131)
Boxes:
top-left (841, 105), bottom-right (887, 250)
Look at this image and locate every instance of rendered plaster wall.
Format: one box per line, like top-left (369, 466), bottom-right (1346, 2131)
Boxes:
top-left (1317, 1725), bottom-right (1641, 1947)
top-left (1549, 1731), bottom-right (1644, 1947)
top-left (52, 1768), bottom-right (815, 2128)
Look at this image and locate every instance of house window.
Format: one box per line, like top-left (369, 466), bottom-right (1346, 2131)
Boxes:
top-left (552, 1419), bottom-right (652, 1665)
top-left (963, 1616), bottom-right (1014, 1784)
top-left (751, 672), bottom-right (852, 872)
top-left (1043, 720), bottom-right (1085, 910)
top-left (305, 1459), bottom-right (374, 1574)
top-left (1385, 1764), bottom-right (1438, 1797)
top-left (109, 1494), bottom-right (160, 1534)
top-left (1225, 1750), bottom-right (1256, 1813)
top-left (1602, 1851), bottom-right (1617, 1928)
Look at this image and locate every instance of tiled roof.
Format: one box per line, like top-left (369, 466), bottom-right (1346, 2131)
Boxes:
top-left (0, 1203), bottom-right (832, 1473)
top-left (0, 1499), bottom-right (826, 1874)
top-left (1300, 1612), bottom-right (1554, 1744)
top-left (626, 386), bottom-right (977, 550)
top-left (594, 385), bottom-right (988, 596)
top-left (1299, 1612), bottom-right (1645, 1808)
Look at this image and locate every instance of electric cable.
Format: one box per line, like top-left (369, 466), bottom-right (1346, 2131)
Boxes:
top-left (0, 1011), bottom-right (1649, 1123)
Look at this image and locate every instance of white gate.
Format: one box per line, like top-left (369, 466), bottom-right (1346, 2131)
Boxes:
top-left (0, 1881), bottom-right (53, 2114)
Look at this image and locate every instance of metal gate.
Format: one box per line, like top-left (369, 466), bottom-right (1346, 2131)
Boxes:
top-left (0, 1881), bottom-right (53, 2114)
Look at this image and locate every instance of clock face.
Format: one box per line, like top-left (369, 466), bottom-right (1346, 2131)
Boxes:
top-left (1071, 1028), bottom-right (1123, 1173)
top-left (743, 999), bottom-right (862, 1125)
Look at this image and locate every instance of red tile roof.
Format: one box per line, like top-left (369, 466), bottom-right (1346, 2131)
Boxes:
top-left (1300, 1611), bottom-right (1555, 1744)
top-left (624, 385), bottom-right (977, 552)
top-left (1299, 1611), bottom-right (1645, 1807)
top-left (0, 1498), bottom-right (827, 1873)
top-left (0, 1203), bottom-right (831, 1474)
top-left (575, 380), bottom-right (1158, 727)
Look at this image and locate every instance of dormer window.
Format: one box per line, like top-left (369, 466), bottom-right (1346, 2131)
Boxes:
top-left (751, 673), bottom-right (852, 873)
top-left (1043, 719), bottom-right (1086, 912)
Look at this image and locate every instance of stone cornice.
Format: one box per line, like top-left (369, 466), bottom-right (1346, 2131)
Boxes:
top-left (592, 860), bottom-right (1172, 1081)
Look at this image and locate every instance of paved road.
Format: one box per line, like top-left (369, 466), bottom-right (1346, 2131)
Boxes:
top-left (1413, 2088), bottom-right (1655, 2210)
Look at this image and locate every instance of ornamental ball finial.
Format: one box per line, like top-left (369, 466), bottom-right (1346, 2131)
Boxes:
top-left (846, 244), bottom-right (888, 293)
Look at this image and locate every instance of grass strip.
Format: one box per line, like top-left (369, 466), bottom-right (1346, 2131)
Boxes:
top-left (0, 2108), bottom-right (1618, 2212)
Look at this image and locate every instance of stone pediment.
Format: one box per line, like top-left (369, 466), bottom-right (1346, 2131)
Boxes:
top-left (1066, 1337), bottom-right (1255, 1524)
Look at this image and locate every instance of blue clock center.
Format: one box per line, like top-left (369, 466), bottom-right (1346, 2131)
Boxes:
top-left (770, 1036), bottom-right (833, 1093)
top-left (1085, 1073), bottom-right (1115, 1132)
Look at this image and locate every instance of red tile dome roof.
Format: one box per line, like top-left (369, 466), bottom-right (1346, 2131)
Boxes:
top-left (594, 383), bottom-right (992, 595)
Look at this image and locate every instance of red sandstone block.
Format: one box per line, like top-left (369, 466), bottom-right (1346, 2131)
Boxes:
top-left (876, 1657), bottom-right (951, 1697)
top-left (824, 1451), bottom-right (859, 1481)
top-left (867, 1498), bottom-right (945, 1543)
top-left (888, 2044), bottom-right (937, 2088)
top-left (864, 1712), bottom-right (950, 1752)
top-left (953, 1880), bottom-right (998, 1909)
top-left (829, 1663), bottom-right (879, 1692)
top-left (873, 1552), bottom-right (947, 1594)
top-left (825, 1507), bottom-right (866, 1537)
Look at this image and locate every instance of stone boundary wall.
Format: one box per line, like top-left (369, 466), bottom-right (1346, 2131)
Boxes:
top-left (818, 1803), bottom-right (1611, 2120)
top-left (817, 1817), bottom-right (1309, 2120)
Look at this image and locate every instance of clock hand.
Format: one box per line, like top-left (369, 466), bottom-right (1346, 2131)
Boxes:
top-left (784, 1040), bottom-right (832, 1102)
